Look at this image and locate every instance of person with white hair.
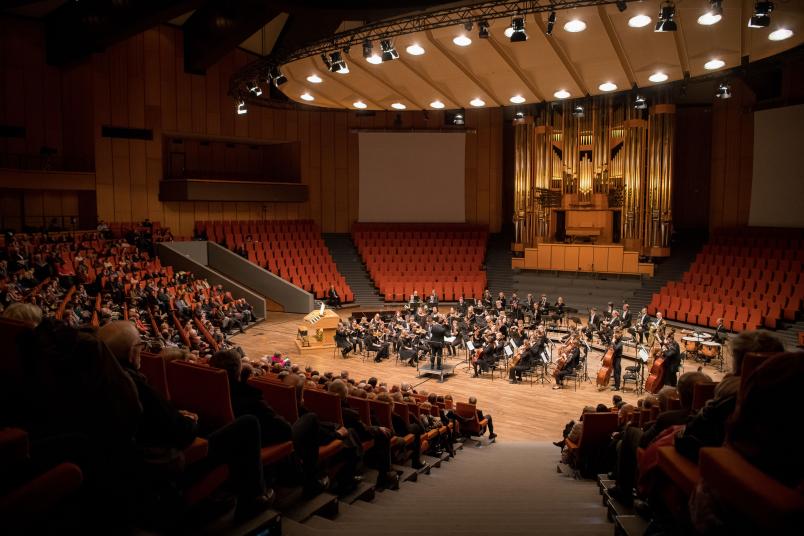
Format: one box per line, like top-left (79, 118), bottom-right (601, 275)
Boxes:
top-left (1, 302), bottom-right (43, 325)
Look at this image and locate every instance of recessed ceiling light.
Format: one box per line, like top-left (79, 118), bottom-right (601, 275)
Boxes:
top-left (599, 82), bottom-right (618, 92)
top-left (554, 89), bottom-right (571, 99)
top-left (430, 100), bottom-right (445, 109)
top-left (768, 28), bottom-right (793, 41)
top-left (504, 27), bottom-right (514, 38)
top-left (510, 95), bottom-right (526, 104)
top-left (353, 101), bottom-right (367, 109)
top-left (697, 12), bottom-right (722, 26)
top-left (391, 102), bottom-right (406, 110)
top-left (300, 93), bottom-right (314, 101)
top-left (628, 14), bottom-right (652, 28)
top-left (470, 98), bottom-right (485, 107)
top-left (564, 19), bottom-right (587, 33)
top-left (648, 72), bottom-right (668, 83)
top-left (306, 74), bottom-right (322, 84)
top-left (453, 35), bottom-right (472, 47)
top-left (366, 53), bottom-right (382, 65)
top-left (406, 43), bottom-right (425, 56)
top-left (704, 59), bottom-right (725, 70)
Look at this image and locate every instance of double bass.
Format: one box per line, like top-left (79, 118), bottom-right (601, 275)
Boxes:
top-left (596, 346), bottom-right (615, 390)
top-left (644, 347), bottom-right (666, 394)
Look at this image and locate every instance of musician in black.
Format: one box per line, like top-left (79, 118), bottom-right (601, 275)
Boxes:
top-left (335, 321), bottom-right (353, 357)
top-left (327, 284), bottom-right (341, 308)
top-left (497, 291), bottom-right (507, 310)
top-left (584, 307), bottom-right (601, 341)
top-left (661, 330), bottom-right (681, 387)
top-left (712, 317), bottom-right (727, 344)
top-left (610, 329), bottom-right (625, 391)
top-left (604, 301), bottom-right (615, 320)
top-left (409, 290), bottom-right (420, 307)
top-left (369, 330), bottom-right (391, 362)
top-left (472, 333), bottom-right (497, 377)
top-left (538, 294), bottom-right (549, 315)
top-left (456, 296), bottom-right (468, 315)
top-left (427, 289), bottom-right (439, 309)
top-left (429, 315), bottom-right (447, 370)
top-left (508, 339), bottom-right (535, 383)
top-left (630, 307), bottom-right (650, 344)
top-left (509, 292), bottom-right (520, 318)
top-left (553, 339), bottom-right (581, 389)
top-left (621, 303), bottom-right (633, 329)
top-left (482, 289), bottom-right (493, 309)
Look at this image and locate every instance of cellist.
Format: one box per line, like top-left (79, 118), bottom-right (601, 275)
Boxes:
top-left (553, 337), bottom-right (581, 390)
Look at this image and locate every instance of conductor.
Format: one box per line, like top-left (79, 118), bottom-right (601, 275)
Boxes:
top-left (429, 315), bottom-right (447, 370)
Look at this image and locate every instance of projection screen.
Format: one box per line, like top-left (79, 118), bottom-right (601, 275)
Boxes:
top-left (358, 132), bottom-right (466, 222)
top-left (750, 104), bottom-right (804, 228)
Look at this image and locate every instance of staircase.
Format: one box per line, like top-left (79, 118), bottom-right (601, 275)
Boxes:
top-left (283, 442), bottom-right (611, 536)
top-left (484, 233), bottom-right (515, 296)
top-left (323, 234), bottom-right (385, 308)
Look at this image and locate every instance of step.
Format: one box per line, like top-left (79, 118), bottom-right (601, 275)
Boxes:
top-left (614, 514), bottom-right (650, 536)
top-left (284, 492), bottom-right (339, 523)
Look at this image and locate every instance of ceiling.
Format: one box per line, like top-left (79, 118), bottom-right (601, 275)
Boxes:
top-left (273, 0), bottom-right (804, 110)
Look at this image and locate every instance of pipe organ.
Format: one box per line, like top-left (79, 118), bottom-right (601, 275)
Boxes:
top-left (513, 97), bottom-right (675, 257)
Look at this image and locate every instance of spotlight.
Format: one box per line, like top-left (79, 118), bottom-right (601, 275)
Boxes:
top-left (698, 0), bottom-right (723, 25)
top-left (510, 16), bottom-right (527, 42)
top-left (655, 2), bottom-right (677, 32)
top-left (320, 53), bottom-right (331, 70)
top-left (715, 82), bottom-right (732, 99)
top-left (616, 1), bottom-right (628, 13)
top-left (546, 11), bottom-right (556, 36)
top-left (246, 81), bottom-right (262, 96)
top-left (269, 66), bottom-right (287, 87)
top-left (572, 104), bottom-right (584, 118)
top-left (327, 51), bottom-right (349, 73)
top-left (748, 1), bottom-right (773, 28)
top-left (515, 111), bottom-right (525, 119)
top-left (380, 39), bottom-right (399, 62)
top-left (453, 112), bottom-right (465, 126)
top-left (478, 20), bottom-right (490, 39)
top-left (464, 21), bottom-right (473, 32)
top-left (362, 40), bottom-right (373, 58)
top-left (634, 95), bottom-right (647, 110)
top-left (236, 100), bottom-right (247, 115)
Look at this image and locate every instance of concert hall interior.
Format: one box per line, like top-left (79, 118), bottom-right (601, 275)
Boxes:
top-left (2, 1), bottom-right (804, 535)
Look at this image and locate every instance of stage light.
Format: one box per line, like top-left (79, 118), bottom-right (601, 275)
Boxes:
top-left (768, 28), bottom-right (793, 41)
top-left (362, 40), bottom-right (373, 58)
top-left (628, 14), bottom-right (651, 28)
top-left (564, 19), bottom-right (586, 33)
top-left (464, 21), bottom-right (473, 32)
top-left (572, 104), bottom-right (584, 118)
top-left (478, 20), bottom-right (490, 39)
top-left (510, 16), bottom-right (527, 42)
top-left (554, 89), bottom-right (571, 99)
top-left (406, 43), bottom-right (425, 56)
top-left (453, 35), bottom-right (472, 46)
top-left (246, 81), bottom-right (261, 96)
top-left (515, 111), bottom-right (525, 119)
top-left (510, 95), bottom-right (526, 104)
top-left (269, 66), bottom-right (287, 87)
top-left (655, 2), bottom-right (677, 32)
top-left (748, 1), bottom-right (773, 28)
top-left (380, 39), bottom-right (399, 61)
top-left (634, 95), bottom-right (648, 110)
top-left (546, 11), bottom-right (556, 35)
top-left (648, 72), bottom-right (668, 83)
top-left (698, 1), bottom-right (723, 26)
top-left (705, 58), bottom-right (725, 70)
top-left (715, 82), bottom-right (732, 99)
top-left (504, 26), bottom-right (514, 38)
top-left (599, 82), bottom-right (618, 92)
top-left (430, 100), bottom-right (445, 109)
top-left (300, 93), bottom-right (314, 101)
top-left (366, 53), bottom-right (382, 64)
top-left (236, 100), bottom-right (247, 115)
top-left (617, 1), bottom-right (628, 13)
top-left (453, 112), bottom-right (465, 125)
top-left (306, 74), bottom-right (322, 84)
top-left (391, 102), bottom-right (406, 110)
top-left (324, 52), bottom-right (348, 74)
top-left (353, 101), bottom-right (367, 109)
top-left (470, 98), bottom-right (485, 107)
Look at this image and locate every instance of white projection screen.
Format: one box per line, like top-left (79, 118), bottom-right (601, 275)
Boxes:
top-left (750, 104), bottom-right (804, 228)
top-left (358, 132), bottom-right (466, 222)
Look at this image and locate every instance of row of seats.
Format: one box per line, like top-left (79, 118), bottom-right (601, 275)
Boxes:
top-left (648, 295), bottom-right (764, 331)
top-left (692, 252), bottom-right (803, 272)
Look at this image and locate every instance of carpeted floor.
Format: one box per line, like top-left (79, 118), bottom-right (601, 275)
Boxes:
top-left (287, 441), bottom-right (611, 536)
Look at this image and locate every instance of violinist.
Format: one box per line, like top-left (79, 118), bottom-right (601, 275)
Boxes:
top-left (472, 332), bottom-right (497, 377)
top-left (509, 292), bottom-right (520, 319)
top-left (661, 329), bottom-right (681, 387)
top-left (553, 338), bottom-right (581, 390)
top-left (456, 295), bottom-right (468, 315)
top-left (482, 289), bottom-right (493, 309)
top-left (610, 329), bottom-right (625, 391)
top-left (335, 321), bottom-right (353, 357)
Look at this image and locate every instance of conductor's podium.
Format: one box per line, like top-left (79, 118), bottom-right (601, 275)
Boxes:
top-left (295, 309), bottom-right (341, 352)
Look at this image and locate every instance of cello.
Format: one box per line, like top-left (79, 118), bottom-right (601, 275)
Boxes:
top-left (644, 347), bottom-right (666, 394)
top-left (596, 346), bottom-right (615, 390)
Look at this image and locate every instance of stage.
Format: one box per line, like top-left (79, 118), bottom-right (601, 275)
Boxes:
top-left (231, 311), bottom-right (725, 442)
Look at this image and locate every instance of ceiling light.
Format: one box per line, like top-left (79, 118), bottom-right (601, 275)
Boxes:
top-left (380, 39), bottom-right (399, 62)
top-left (510, 95), bottom-right (526, 104)
top-left (366, 53), bottom-right (382, 65)
top-left (546, 11), bottom-right (556, 35)
top-left (353, 101), bottom-right (367, 109)
top-left (406, 43), bottom-right (425, 56)
top-left (430, 100), bottom-right (445, 109)
top-left (698, 1), bottom-right (723, 26)
top-left (478, 21), bottom-right (490, 39)
top-left (325, 51), bottom-right (349, 74)
top-left (648, 72), bottom-right (668, 83)
top-left (564, 19), bottom-right (587, 33)
top-left (246, 81), bottom-right (262, 96)
top-left (572, 104), bottom-right (584, 118)
top-left (504, 27), bottom-right (514, 38)
top-left (391, 102), bottom-right (406, 110)
top-left (599, 82), bottom-right (618, 92)
top-left (634, 95), bottom-right (648, 110)
top-left (554, 89), bottom-right (571, 99)
top-left (453, 112), bottom-right (465, 125)
top-left (768, 28), bottom-right (793, 41)
top-left (306, 74), bottom-right (322, 84)
top-left (453, 35), bottom-right (472, 47)
top-left (510, 16), bottom-right (527, 42)
top-left (515, 111), bottom-right (525, 119)
top-left (470, 98), bottom-right (485, 107)
top-left (655, 2), bottom-right (677, 32)
top-left (236, 100), bottom-right (247, 115)
top-left (628, 14), bottom-right (651, 28)
top-left (705, 58), bottom-right (725, 70)
top-left (748, 1), bottom-right (773, 28)
top-left (715, 82), bottom-right (732, 99)
top-left (269, 66), bottom-right (287, 87)
top-left (300, 93), bottom-right (314, 101)
top-left (363, 40), bottom-right (373, 58)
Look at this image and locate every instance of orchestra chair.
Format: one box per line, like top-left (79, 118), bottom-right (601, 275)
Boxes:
top-left (564, 412), bottom-right (618, 477)
top-left (698, 447), bottom-right (804, 533)
top-left (691, 382), bottom-right (718, 411)
top-left (561, 359), bottom-right (585, 392)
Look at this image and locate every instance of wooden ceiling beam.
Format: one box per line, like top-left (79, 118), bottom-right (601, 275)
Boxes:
top-left (345, 55), bottom-right (428, 110)
top-left (423, 30), bottom-right (502, 107)
top-left (531, 13), bottom-right (589, 96)
top-left (395, 57), bottom-right (462, 109)
top-left (597, 6), bottom-right (636, 88)
top-left (485, 35), bottom-right (544, 102)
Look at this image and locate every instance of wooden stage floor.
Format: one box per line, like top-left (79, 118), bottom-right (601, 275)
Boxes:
top-left (230, 312), bottom-right (725, 442)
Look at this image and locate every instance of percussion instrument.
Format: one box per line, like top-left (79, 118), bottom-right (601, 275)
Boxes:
top-left (701, 341), bottom-right (721, 359)
top-left (682, 336), bottom-right (701, 353)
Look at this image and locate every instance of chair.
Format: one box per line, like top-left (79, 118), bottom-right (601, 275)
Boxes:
top-left (454, 402), bottom-right (488, 438)
top-left (247, 377), bottom-right (299, 423)
top-left (139, 351), bottom-right (170, 401)
top-left (564, 412), bottom-right (618, 477)
top-left (691, 382), bottom-right (717, 411)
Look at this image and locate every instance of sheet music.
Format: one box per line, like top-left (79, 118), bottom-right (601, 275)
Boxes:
top-left (466, 341), bottom-right (475, 352)
top-left (504, 346), bottom-right (513, 357)
top-left (444, 336), bottom-right (456, 344)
